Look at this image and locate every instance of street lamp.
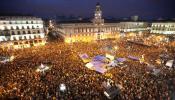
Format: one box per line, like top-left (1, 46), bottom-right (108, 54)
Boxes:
top-left (59, 84), bottom-right (66, 92)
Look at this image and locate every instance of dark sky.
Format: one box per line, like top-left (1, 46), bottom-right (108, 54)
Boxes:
top-left (0, 0), bottom-right (175, 20)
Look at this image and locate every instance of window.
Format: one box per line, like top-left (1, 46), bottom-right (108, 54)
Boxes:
top-left (28, 31), bottom-right (31, 34)
top-left (11, 26), bottom-right (14, 30)
top-left (25, 41), bottom-right (28, 44)
top-left (17, 31), bottom-right (20, 35)
top-left (26, 21), bottom-right (28, 24)
top-left (23, 31), bottom-right (26, 34)
top-left (19, 36), bottom-right (22, 40)
top-left (16, 26), bottom-right (19, 30)
top-left (34, 40), bottom-right (37, 43)
top-left (4, 26), bottom-right (8, 30)
top-left (11, 31), bottom-right (15, 35)
top-left (14, 42), bottom-right (18, 45)
top-left (37, 30), bottom-right (40, 33)
top-left (30, 41), bottom-right (33, 43)
top-left (32, 26), bottom-right (35, 29)
top-left (34, 35), bottom-right (37, 39)
top-left (22, 26), bottom-right (25, 29)
top-left (24, 36), bottom-right (27, 40)
top-left (31, 21), bottom-right (33, 24)
top-left (13, 37), bottom-right (16, 40)
top-left (27, 26), bottom-right (30, 29)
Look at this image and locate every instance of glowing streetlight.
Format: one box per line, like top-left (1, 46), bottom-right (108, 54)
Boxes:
top-left (36, 63), bottom-right (50, 73)
top-left (59, 84), bottom-right (66, 92)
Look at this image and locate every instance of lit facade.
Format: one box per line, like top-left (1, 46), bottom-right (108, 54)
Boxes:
top-left (57, 3), bottom-right (149, 43)
top-left (0, 17), bottom-right (46, 49)
top-left (151, 22), bottom-right (175, 34)
top-left (118, 22), bottom-right (149, 32)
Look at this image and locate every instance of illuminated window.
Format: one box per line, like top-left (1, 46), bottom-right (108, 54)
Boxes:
top-left (34, 40), bottom-right (37, 43)
top-left (14, 42), bottom-right (18, 45)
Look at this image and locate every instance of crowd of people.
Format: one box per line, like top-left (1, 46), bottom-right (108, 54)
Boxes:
top-left (0, 37), bottom-right (175, 99)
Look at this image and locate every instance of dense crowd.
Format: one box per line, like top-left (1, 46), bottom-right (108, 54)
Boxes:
top-left (0, 37), bottom-right (175, 99)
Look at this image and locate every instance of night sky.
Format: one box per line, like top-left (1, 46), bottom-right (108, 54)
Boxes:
top-left (0, 0), bottom-right (175, 20)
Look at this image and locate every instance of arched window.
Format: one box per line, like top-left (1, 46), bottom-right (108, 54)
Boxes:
top-left (14, 42), bottom-right (18, 45)
top-left (19, 36), bottom-right (22, 40)
top-left (34, 35), bottom-right (37, 39)
top-left (23, 31), bottom-right (26, 34)
top-left (28, 31), bottom-right (31, 34)
top-left (13, 37), bottom-right (16, 40)
top-left (17, 31), bottom-right (20, 35)
top-left (24, 36), bottom-right (27, 40)
top-left (29, 36), bottom-right (32, 39)
top-left (34, 40), bottom-right (37, 43)
top-left (16, 26), bottom-right (19, 30)
top-left (4, 26), bottom-right (8, 30)
top-left (11, 31), bottom-right (15, 35)
top-left (25, 41), bottom-right (28, 44)
top-left (11, 26), bottom-right (14, 30)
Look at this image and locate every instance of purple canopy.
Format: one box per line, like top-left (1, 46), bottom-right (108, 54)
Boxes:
top-left (93, 55), bottom-right (107, 62)
top-left (128, 55), bottom-right (139, 61)
top-left (87, 61), bottom-right (107, 74)
top-left (79, 53), bottom-right (89, 59)
top-left (116, 58), bottom-right (126, 62)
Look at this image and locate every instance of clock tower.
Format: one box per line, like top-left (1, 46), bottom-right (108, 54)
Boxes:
top-left (92, 2), bottom-right (104, 26)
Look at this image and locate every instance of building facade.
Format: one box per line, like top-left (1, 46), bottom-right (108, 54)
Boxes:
top-left (151, 22), bottom-right (175, 34)
top-left (118, 22), bottom-right (149, 32)
top-left (0, 17), bottom-right (46, 49)
top-left (56, 3), bottom-right (149, 43)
